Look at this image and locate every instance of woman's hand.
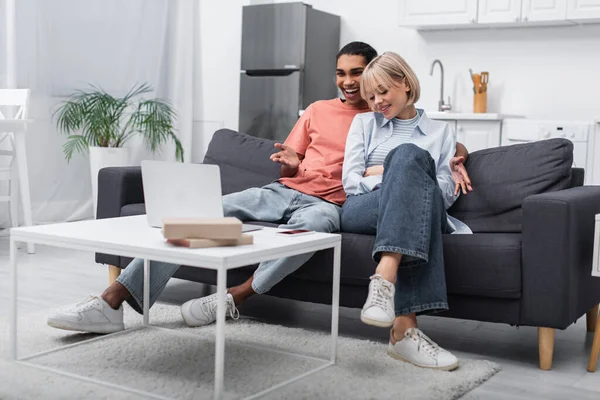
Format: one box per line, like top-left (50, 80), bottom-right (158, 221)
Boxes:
top-left (450, 156), bottom-right (473, 195)
top-left (270, 143), bottom-right (300, 170)
top-left (364, 165), bottom-right (384, 177)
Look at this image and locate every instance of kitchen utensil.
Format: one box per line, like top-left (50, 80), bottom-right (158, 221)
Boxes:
top-left (469, 69), bottom-right (476, 93)
top-left (481, 71), bottom-right (489, 92)
top-left (472, 73), bottom-right (481, 94)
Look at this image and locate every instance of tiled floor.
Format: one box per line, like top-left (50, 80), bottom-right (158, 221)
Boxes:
top-left (1, 241), bottom-right (599, 399)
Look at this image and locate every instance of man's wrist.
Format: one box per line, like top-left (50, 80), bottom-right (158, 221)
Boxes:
top-left (281, 164), bottom-right (299, 177)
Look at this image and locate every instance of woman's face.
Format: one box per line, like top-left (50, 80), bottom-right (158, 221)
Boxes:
top-left (368, 78), bottom-right (411, 119)
top-left (335, 55), bottom-right (369, 108)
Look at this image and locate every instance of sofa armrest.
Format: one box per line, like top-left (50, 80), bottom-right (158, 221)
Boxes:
top-left (521, 186), bottom-right (600, 328)
top-left (96, 166), bottom-right (144, 219)
top-left (95, 166), bottom-right (143, 266)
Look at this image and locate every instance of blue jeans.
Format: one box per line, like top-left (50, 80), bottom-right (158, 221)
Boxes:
top-left (117, 182), bottom-right (341, 314)
top-left (340, 144), bottom-right (449, 316)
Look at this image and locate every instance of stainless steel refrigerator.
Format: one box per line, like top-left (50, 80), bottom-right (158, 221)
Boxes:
top-left (239, 2), bottom-right (340, 142)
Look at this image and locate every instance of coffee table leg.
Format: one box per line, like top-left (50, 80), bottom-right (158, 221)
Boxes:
top-left (331, 242), bottom-right (341, 363)
top-left (10, 237), bottom-right (18, 360)
top-left (214, 266), bottom-right (227, 400)
top-left (143, 259), bottom-right (150, 326)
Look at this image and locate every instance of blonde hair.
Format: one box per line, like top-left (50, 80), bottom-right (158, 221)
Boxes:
top-left (360, 51), bottom-right (421, 109)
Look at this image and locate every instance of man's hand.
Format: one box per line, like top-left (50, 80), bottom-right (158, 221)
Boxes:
top-left (270, 143), bottom-right (300, 170)
top-left (364, 165), bottom-right (384, 177)
top-left (450, 156), bottom-right (473, 195)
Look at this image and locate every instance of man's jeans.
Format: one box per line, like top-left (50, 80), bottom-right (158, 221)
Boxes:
top-left (341, 144), bottom-right (450, 317)
top-left (117, 182), bottom-right (341, 314)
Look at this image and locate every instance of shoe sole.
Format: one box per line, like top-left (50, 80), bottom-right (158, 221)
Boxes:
top-left (387, 349), bottom-right (459, 371)
top-left (47, 319), bottom-right (124, 334)
top-left (360, 313), bottom-right (393, 328)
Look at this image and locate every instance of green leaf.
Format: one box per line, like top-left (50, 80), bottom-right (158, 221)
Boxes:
top-left (62, 135), bottom-right (89, 163)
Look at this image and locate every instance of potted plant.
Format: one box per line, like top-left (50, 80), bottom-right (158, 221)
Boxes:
top-left (54, 83), bottom-right (184, 216)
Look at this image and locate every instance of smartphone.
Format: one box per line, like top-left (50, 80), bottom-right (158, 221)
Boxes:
top-left (276, 229), bottom-right (315, 236)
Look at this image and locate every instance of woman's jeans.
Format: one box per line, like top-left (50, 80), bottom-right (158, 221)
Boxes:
top-left (116, 182), bottom-right (341, 314)
top-left (341, 144), bottom-right (450, 316)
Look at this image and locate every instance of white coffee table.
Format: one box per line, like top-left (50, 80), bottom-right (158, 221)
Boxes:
top-left (9, 215), bottom-right (342, 400)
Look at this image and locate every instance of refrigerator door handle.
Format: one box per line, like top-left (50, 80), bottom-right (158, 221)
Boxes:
top-left (243, 69), bottom-right (300, 77)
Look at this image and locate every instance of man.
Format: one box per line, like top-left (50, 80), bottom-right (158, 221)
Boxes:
top-left (47, 42), bottom-right (471, 334)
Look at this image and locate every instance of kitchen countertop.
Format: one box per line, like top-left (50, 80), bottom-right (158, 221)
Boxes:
top-left (426, 112), bottom-right (523, 121)
top-left (298, 110), bottom-right (523, 120)
top-left (299, 109), bottom-right (524, 120)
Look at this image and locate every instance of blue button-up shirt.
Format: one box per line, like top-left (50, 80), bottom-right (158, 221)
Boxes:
top-left (342, 109), bottom-right (471, 234)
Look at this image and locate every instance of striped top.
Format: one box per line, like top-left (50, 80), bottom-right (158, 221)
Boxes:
top-left (366, 114), bottom-right (419, 167)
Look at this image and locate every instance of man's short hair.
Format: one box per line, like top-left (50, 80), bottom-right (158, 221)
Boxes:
top-left (336, 42), bottom-right (378, 65)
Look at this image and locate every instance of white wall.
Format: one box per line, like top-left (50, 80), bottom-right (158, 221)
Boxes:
top-left (198, 0), bottom-right (600, 140)
top-left (192, 0), bottom-right (249, 161)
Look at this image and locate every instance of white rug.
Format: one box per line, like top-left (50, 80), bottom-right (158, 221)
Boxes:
top-left (0, 303), bottom-right (500, 400)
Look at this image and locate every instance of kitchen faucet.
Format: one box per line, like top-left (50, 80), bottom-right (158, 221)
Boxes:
top-left (430, 59), bottom-right (452, 112)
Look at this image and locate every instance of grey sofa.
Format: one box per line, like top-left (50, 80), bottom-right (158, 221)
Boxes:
top-left (96, 129), bottom-right (600, 370)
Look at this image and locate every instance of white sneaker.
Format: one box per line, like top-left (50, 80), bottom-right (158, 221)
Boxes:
top-left (181, 293), bottom-right (240, 327)
top-left (361, 274), bottom-right (395, 327)
top-left (388, 327), bottom-right (459, 371)
top-left (47, 295), bottom-right (124, 334)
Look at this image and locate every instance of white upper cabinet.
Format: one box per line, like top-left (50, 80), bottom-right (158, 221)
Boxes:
top-left (398, 0), bottom-right (478, 27)
top-left (567, 0), bottom-right (600, 21)
top-left (478, 0), bottom-right (523, 23)
top-left (522, 0), bottom-right (568, 21)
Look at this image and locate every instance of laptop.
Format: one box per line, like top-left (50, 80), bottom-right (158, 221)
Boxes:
top-left (141, 160), bottom-right (263, 232)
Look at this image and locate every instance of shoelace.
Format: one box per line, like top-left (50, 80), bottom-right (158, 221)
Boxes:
top-left (71, 295), bottom-right (100, 312)
top-left (203, 294), bottom-right (240, 320)
top-left (370, 276), bottom-right (393, 309)
top-left (409, 329), bottom-right (441, 357)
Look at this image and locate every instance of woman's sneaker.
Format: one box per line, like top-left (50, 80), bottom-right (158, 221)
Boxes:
top-left (47, 295), bottom-right (125, 334)
top-left (388, 327), bottom-right (459, 371)
top-left (361, 274), bottom-right (395, 327)
top-left (181, 292), bottom-right (240, 327)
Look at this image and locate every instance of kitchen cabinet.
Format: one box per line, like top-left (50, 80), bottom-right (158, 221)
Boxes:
top-left (478, 0), bottom-right (523, 23)
top-left (455, 121), bottom-right (502, 153)
top-left (522, 0), bottom-right (568, 22)
top-left (398, 0), bottom-right (478, 27)
top-left (399, 0), bottom-right (592, 29)
top-left (427, 113), bottom-right (505, 153)
top-left (567, 0), bottom-right (600, 22)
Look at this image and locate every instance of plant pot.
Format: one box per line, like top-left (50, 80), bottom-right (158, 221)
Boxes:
top-left (89, 146), bottom-right (129, 218)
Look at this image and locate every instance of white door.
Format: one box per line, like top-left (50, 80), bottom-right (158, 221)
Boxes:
top-left (456, 121), bottom-right (502, 153)
top-left (398, 0), bottom-right (478, 27)
top-left (522, 0), bottom-right (568, 21)
top-left (478, 0), bottom-right (523, 23)
top-left (567, 0), bottom-right (600, 21)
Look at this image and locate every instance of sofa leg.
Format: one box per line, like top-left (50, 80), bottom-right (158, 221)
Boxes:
top-left (538, 327), bottom-right (555, 370)
top-left (108, 265), bottom-right (121, 285)
top-left (587, 305), bottom-right (599, 333)
top-left (588, 315), bottom-right (600, 372)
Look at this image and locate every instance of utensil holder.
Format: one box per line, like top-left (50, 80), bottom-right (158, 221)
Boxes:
top-left (473, 91), bottom-right (487, 113)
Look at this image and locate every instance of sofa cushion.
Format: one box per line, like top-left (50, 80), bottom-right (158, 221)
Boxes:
top-left (442, 233), bottom-right (521, 299)
top-left (448, 138), bottom-right (573, 233)
top-left (203, 129), bottom-right (281, 195)
top-left (290, 232), bottom-right (522, 300)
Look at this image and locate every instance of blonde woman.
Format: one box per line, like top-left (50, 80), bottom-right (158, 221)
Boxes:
top-left (341, 52), bottom-right (472, 371)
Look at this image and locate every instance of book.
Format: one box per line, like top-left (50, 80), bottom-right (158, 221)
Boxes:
top-left (167, 234), bottom-right (253, 248)
top-left (162, 217), bottom-right (242, 240)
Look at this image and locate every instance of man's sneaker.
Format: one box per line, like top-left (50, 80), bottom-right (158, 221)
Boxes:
top-left (47, 295), bottom-right (124, 334)
top-left (181, 292), bottom-right (240, 327)
top-left (388, 327), bottom-right (459, 371)
top-left (360, 274), bottom-right (395, 327)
